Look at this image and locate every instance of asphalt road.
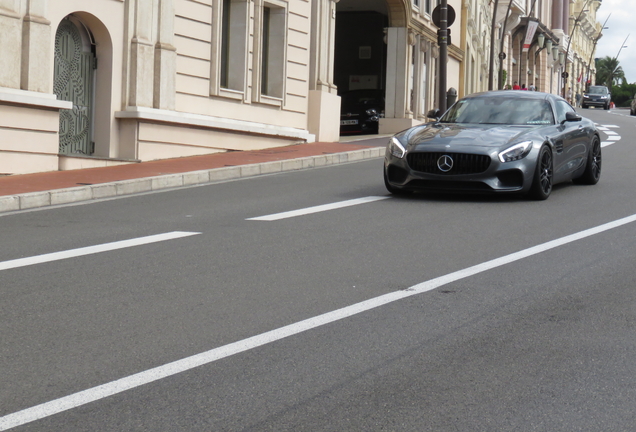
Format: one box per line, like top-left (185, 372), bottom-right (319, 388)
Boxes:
top-left (2, 108), bottom-right (636, 431)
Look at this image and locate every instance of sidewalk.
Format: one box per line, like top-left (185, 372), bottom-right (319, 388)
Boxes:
top-left (0, 136), bottom-right (389, 214)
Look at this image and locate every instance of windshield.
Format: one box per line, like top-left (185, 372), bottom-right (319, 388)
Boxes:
top-left (587, 86), bottom-right (609, 95)
top-left (440, 96), bottom-right (555, 125)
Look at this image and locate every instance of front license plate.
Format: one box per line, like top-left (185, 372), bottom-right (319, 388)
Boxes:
top-left (341, 120), bottom-right (358, 125)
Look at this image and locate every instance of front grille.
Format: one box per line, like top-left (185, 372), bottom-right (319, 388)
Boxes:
top-left (407, 152), bottom-right (491, 175)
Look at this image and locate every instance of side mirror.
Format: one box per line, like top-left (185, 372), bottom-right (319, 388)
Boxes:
top-left (427, 109), bottom-right (441, 120)
top-left (563, 111), bottom-right (582, 123)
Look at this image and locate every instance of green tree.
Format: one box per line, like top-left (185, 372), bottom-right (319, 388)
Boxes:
top-left (595, 56), bottom-right (626, 91)
top-left (613, 81), bottom-right (636, 107)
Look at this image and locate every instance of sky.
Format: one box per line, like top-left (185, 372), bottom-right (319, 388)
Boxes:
top-left (594, 0), bottom-right (635, 83)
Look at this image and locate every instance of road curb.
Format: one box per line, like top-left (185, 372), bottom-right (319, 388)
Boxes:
top-left (0, 146), bottom-right (385, 214)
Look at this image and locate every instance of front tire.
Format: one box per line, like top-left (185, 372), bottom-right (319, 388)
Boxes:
top-left (529, 146), bottom-right (553, 200)
top-left (573, 136), bottom-right (601, 185)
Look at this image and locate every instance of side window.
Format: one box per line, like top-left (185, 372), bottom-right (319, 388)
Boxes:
top-left (554, 100), bottom-right (574, 124)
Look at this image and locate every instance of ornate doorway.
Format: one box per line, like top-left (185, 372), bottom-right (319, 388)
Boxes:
top-left (54, 17), bottom-right (96, 155)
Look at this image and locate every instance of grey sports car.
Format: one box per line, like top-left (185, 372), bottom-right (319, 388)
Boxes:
top-left (383, 91), bottom-right (601, 200)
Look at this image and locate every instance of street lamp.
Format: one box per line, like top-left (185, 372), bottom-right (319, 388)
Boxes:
top-left (545, 39), bottom-right (552, 54)
top-left (563, 4), bottom-right (590, 97)
top-left (615, 36), bottom-right (629, 61)
top-left (608, 34), bottom-right (629, 90)
top-left (585, 14), bottom-right (610, 90)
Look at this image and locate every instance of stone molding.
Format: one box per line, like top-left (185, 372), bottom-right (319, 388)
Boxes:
top-left (115, 106), bottom-right (315, 142)
top-left (0, 87), bottom-right (72, 110)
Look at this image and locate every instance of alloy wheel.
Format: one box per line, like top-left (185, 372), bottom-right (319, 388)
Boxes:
top-left (539, 149), bottom-right (553, 195)
top-left (591, 139), bottom-right (602, 180)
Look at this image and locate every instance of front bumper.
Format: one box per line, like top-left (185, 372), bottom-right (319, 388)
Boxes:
top-left (582, 97), bottom-right (609, 107)
top-left (384, 147), bottom-right (536, 194)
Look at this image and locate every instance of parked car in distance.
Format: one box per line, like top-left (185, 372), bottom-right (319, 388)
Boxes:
top-left (384, 91), bottom-right (601, 200)
top-left (339, 89), bottom-right (385, 135)
top-left (631, 94), bottom-right (636, 116)
top-left (582, 85), bottom-right (611, 110)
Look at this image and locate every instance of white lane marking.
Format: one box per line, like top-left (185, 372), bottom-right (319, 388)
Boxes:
top-left (3, 213), bottom-right (636, 431)
top-left (246, 196), bottom-right (391, 221)
top-left (0, 232), bottom-right (201, 272)
top-left (598, 125), bottom-right (620, 148)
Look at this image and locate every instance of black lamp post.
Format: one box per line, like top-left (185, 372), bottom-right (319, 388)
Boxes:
top-left (438, 0), bottom-right (449, 112)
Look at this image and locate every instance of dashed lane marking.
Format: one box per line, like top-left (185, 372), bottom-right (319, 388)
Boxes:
top-left (246, 196), bottom-right (391, 221)
top-left (597, 124), bottom-right (621, 148)
top-left (0, 232), bottom-right (201, 271)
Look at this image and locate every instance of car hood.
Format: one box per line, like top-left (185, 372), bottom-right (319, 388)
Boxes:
top-left (406, 123), bottom-right (539, 151)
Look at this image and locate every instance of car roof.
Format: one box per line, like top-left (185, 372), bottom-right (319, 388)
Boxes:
top-left (463, 90), bottom-right (559, 102)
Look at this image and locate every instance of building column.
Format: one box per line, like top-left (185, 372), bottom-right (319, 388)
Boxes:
top-left (21, 0), bottom-right (51, 93)
top-left (154, 0), bottom-right (176, 110)
top-left (0, 0), bottom-right (23, 89)
top-left (307, 0), bottom-right (339, 142)
top-left (379, 27), bottom-right (419, 134)
top-left (412, 35), bottom-right (429, 120)
top-left (129, 0), bottom-right (155, 107)
top-left (562, 0), bottom-right (569, 35)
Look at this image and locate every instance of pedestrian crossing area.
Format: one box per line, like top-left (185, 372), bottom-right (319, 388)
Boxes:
top-left (595, 124), bottom-right (620, 148)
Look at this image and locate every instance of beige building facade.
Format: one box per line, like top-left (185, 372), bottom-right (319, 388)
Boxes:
top-left (0, 0), bottom-right (602, 176)
top-left (1, 0), bottom-right (316, 175)
top-left (0, 0), bottom-right (464, 175)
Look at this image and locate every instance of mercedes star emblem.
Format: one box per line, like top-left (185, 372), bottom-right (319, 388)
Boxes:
top-left (437, 155), bottom-right (454, 172)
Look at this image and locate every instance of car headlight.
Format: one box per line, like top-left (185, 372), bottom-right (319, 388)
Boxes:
top-left (366, 109), bottom-right (378, 116)
top-left (498, 141), bottom-right (532, 163)
top-left (600, 95), bottom-right (609, 99)
top-left (389, 137), bottom-right (406, 159)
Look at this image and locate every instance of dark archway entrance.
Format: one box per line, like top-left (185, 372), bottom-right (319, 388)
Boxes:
top-left (335, 0), bottom-right (389, 135)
